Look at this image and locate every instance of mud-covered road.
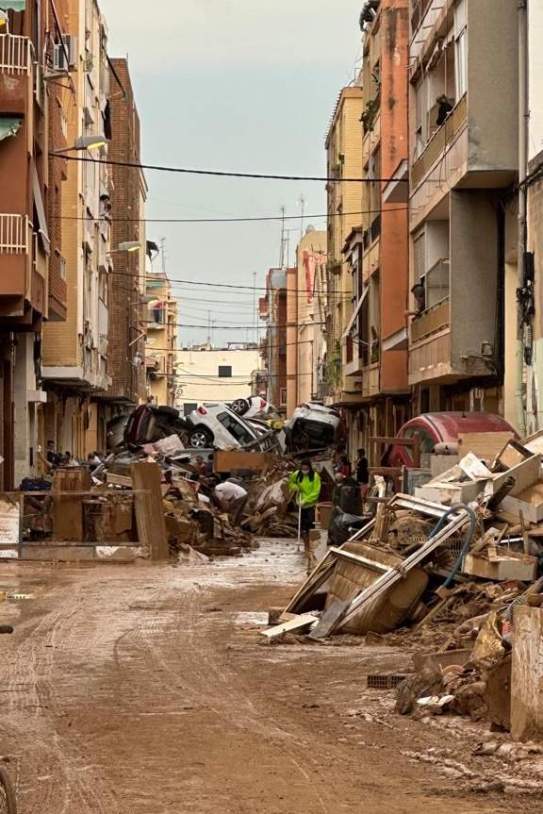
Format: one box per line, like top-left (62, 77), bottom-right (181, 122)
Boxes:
top-left (0, 540), bottom-right (539, 813)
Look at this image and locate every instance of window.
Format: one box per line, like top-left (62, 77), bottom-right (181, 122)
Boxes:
top-left (183, 403), bottom-right (197, 416)
top-left (280, 388), bottom-right (287, 406)
top-left (412, 222), bottom-right (450, 311)
top-left (455, 29), bottom-right (467, 98)
top-left (217, 412), bottom-right (253, 444)
top-left (218, 365), bottom-right (232, 378)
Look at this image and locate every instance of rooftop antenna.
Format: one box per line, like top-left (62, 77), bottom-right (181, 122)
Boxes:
top-left (298, 194), bottom-right (305, 241)
top-left (160, 237), bottom-right (167, 275)
top-left (279, 206), bottom-right (286, 267)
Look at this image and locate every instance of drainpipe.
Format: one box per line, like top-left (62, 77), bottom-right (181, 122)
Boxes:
top-left (516, 0), bottom-right (529, 436)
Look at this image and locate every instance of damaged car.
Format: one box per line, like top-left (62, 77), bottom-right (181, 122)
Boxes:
top-left (124, 404), bottom-right (191, 448)
top-left (284, 402), bottom-right (343, 452)
top-left (186, 404), bottom-right (280, 452)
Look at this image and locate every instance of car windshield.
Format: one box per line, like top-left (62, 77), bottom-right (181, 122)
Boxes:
top-left (217, 412), bottom-right (254, 444)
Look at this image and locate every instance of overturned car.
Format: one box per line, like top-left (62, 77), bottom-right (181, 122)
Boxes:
top-left (284, 402), bottom-right (343, 452)
top-left (122, 403), bottom-right (282, 453)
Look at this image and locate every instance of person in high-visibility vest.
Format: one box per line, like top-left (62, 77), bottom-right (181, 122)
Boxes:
top-left (288, 459), bottom-right (322, 542)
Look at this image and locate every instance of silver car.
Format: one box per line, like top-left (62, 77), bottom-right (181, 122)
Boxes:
top-left (187, 404), bottom-right (279, 452)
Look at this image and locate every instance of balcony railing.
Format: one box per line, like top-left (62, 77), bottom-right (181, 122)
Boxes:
top-left (411, 94), bottom-right (468, 188)
top-left (0, 34), bottom-right (33, 75)
top-left (0, 213), bottom-right (30, 253)
top-left (411, 299), bottom-right (449, 344)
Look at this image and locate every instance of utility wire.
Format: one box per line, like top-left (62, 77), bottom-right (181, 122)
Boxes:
top-left (108, 268), bottom-right (356, 296)
top-left (51, 153), bottom-right (410, 184)
top-left (52, 205), bottom-right (407, 224)
top-left (141, 319), bottom-right (326, 329)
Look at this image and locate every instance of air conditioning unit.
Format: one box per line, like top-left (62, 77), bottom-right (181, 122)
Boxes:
top-left (53, 35), bottom-right (77, 72)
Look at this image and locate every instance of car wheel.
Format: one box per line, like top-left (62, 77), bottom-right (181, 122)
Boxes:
top-left (231, 398), bottom-right (249, 415)
top-left (189, 428), bottom-right (213, 448)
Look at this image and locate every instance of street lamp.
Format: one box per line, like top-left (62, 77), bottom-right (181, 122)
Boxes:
top-left (117, 241), bottom-right (141, 253)
top-left (51, 135), bottom-right (108, 155)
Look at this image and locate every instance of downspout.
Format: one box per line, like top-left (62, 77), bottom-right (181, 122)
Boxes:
top-left (516, 0), bottom-right (529, 435)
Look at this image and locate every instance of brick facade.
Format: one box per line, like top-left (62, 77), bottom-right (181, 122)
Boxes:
top-left (108, 58), bottom-right (146, 404)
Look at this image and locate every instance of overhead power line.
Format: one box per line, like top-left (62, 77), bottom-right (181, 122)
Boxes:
top-left (142, 319), bottom-right (326, 330)
top-left (51, 153), bottom-right (410, 185)
top-left (109, 268), bottom-right (356, 296)
top-left (52, 205), bottom-right (407, 225)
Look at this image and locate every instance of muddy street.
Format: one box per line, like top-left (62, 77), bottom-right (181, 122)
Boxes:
top-left (0, 541), bottom-right (535, 813)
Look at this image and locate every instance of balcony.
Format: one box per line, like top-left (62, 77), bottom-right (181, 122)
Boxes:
top-left (362, 362), bottom-right (380, 398)
top-left (411, 299), bottom-right (449, 344)
top-left (411, 95), bottom-right (467, 190)
top-left (409, 325), bottom-right (451, 385)
top-left (0, 35), bottom-right (33, 116)
top-left (0, 213), bottom-right (37, 317)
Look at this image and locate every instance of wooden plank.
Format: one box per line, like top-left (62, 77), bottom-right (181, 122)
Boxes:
top-left (369, 466), bottom-right (403, 475)
top-left (131, 463), bottom-right (169, 562)
top-left (0, 495), bottom-right (19, 545)
top-left (458, 432), bottom-right (514, 463)
top-left (106, 473), bottom-right (133, 488)
top-left (52, 468), bottom-right (92, 542)
top-left (260, 613), bottom-right (318, 640)
top-left (283, 550), bottom-right (336, 614)
top-left (369, 436), bottom-right (420, 446)
top-left (329, 547), bottom-right (391, 573)
top-left (489, 454), bottom-right (541, 498)
top-left (214, 450), bottom-right (273, 473)
top-left (308, 600), bottom-right (351, 640)
top-left (511, 606), bottom-right (543, 740)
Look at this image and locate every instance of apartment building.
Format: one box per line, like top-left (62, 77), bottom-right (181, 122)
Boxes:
top-left (407, 0), bottom-right (517, 419)
top-left (285, 228), bottom-right (327, 416)
top-left (145, 269), bottom-right (178, 406)
top-left (42, 0), bottom-right (113, 456)
top-left (342, 0), bottom-right (411, 456)
top-left (0, 0), bottom-right (71, 487)
top-left (259, 268), bottom-right (287, 412)
top-left (521, 1), bottom-right (543, 435)
top-left (324, 86), bottom-right (363, 408)
top-left (176, 344), bottom-right (260, 415)
top-left (103, 57), bottom-right (147, 411)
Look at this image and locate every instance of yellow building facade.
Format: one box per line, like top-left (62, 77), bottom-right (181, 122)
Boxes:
top-left (324, 86), bottom-right (364, 405)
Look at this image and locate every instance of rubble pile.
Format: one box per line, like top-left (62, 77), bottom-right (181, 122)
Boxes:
top-left (263, 432), bottom-right (543, 739)
top-left (13, 439), bottom-right (318, 562)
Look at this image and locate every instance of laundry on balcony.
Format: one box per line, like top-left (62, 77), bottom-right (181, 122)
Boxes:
top-left (0, 116), bottom-right (21, 142)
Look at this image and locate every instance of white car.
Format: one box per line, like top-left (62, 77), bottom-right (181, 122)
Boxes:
top-left (284, 402), bottom-right (343, 451)
top-left (229, 396), bottom-right (273, 418)
top-left (186, 404), bottom-right (279, 451)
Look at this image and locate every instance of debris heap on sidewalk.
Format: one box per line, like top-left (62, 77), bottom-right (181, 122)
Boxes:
top-left (263, 432), bottom-right (543, 738)
top-left (8, 440), bottom-right (332, 563)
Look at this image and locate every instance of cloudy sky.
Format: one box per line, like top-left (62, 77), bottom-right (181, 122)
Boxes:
top-left (100, 0), bottom-right (362, 346)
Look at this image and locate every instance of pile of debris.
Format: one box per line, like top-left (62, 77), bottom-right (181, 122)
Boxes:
top-left (262, 432), bottom-right (543, 739)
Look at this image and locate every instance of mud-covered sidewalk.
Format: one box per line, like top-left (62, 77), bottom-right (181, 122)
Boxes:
top-left (0, 541), bottom-right (538, 813)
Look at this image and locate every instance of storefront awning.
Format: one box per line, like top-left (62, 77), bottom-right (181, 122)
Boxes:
top-left (0, 117), bottom-right (22, 142)
top-left (0, 2), bottom-right (26, 11)
top-left (0, 1), bottom-right (26, 11)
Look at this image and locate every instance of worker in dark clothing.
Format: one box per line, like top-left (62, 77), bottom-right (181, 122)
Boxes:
top-left (356, 448), bottom-right (370, 507)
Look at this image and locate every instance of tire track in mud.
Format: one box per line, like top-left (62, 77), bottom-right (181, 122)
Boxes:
top-left (0, 574), bottom-right (132, 814)
top-left (129, 579), bottom-right (333, 813)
